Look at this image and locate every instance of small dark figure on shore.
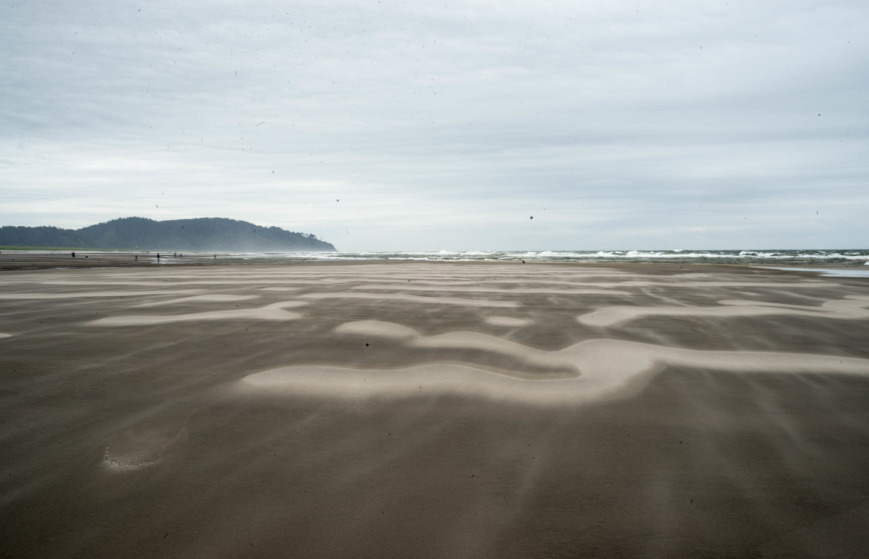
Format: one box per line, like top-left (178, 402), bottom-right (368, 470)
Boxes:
top-left (71, 252), bottom-right (75, 258)
top-left (135, 255), bottom-right (138, 262)
top-left (157, 253), bottom-right (160, 261)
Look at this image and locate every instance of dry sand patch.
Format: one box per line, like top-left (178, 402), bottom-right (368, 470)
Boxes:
top-left (133, 294), bottom-right (259, 307)
top-left (333, 319), bottom-right (420, 340)
top-left (0, 289), bottom-right (204, 300)
top-left (246, 322), bottom-right (869, 404)
top-left (86, 301), bottom-right (307, 326)
top-left (484, 316), bottom-right (532, 327)
top-left (351, 283), bottom-right (628, 296)
top-left (579, 295), bottom-right (869, 328)
top-left (300, 291), bottom-right (520, 307)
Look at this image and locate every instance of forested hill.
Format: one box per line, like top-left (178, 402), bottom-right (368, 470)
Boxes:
top-left (0, 217), bottom-right (336, 252)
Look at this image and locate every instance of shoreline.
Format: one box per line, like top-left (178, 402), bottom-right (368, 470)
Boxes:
top-left (2, 249), bottom-right (865, 274)
top-left (2, 248), bottom-right (868, 272)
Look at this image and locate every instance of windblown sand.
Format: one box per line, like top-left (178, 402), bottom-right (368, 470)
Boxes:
top-left (2, 260), bottom-right (869, 558)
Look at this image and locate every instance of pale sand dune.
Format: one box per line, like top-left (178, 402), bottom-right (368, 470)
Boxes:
top-left (334, 319), bottom-right (420, 340)
top-left (86, 301), bottom-right (306, 326)
top-left (484, 316), bottom-right (532, 327)
top-left (133, 294), bottom-right (259, 307)
top-left (264, 321), bottom-right (869, 403)
top-left (0, 289), bottom-right (203, 299)
top-left (350, 283), bottom-right (629, 296)
top-left (300, 291), bottom-right (520, 307)
top-left (2, 261), bottom-right (869, 558)
top-left (354, 280), bottom-right (829, 291)
top-left (240, 341), bottom-right (869, 404)
top-left (581, 279), bottom-right (832, 288)
top-left (336, 322), bottom-right (576, 378)
top-left (413, 331), bottom-right (572, 373)
top-left (41, 279), bottom-right (331, 287)
top-left (579, 295), bottom-right (869, 327)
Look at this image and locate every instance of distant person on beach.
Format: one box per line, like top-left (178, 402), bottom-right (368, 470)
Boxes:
top-left (71, 252), bottom-right (75, 258)
top-left (157, 253), bottom-right (160, 261)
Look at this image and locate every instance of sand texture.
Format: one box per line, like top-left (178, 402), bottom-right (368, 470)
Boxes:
top-left (2, 261), bottom-right (869, 558)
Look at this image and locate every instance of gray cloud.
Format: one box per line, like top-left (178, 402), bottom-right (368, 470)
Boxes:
top-left (2, 0), bottom-right (867, 250)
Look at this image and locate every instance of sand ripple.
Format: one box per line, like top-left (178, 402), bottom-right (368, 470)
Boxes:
top-left (578, 295), bottom-right (869, 328)
top-left (484, 316), bottom-right (532, 327)
top-left (240, 340), bottom-right (869, 405)
top-left (134, 294), bottom-right (258, 308)
top-left (0, 290), bottom-right (202, 300)
top-left (301, 292), bottom-right (519, 307)
top-left (240, 320), bottom-right (869, 404)
top-left (87, 301), bottom-right (306, 327)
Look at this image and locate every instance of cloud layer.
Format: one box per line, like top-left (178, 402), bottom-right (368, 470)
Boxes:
top-left (2, 0), bottom-right (867, 250)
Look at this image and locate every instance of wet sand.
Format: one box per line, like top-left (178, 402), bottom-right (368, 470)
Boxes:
top-left (1, 260), bottom-right (869, 558)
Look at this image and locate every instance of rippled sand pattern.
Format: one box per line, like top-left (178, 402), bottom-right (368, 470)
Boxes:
top-left (579, 296), bottom-right (869, 328)
top-left (87, 301), bottom-right (307, 326)
top-left (251, 319), bottom-right (869, 404)
top-left (2, 262), bottom-right (869, 558)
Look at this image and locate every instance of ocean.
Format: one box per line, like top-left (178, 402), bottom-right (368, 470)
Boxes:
top-left (223, 249), bottom-right (869, 267)
top-left (9, 249), bottom-right (868, 275)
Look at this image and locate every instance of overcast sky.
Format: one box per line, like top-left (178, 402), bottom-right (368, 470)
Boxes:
top-left (2, 0), bottom-right (867, 251)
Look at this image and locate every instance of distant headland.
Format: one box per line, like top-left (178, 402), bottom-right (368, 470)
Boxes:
top-left (0, 217), bottom-right (336, 252)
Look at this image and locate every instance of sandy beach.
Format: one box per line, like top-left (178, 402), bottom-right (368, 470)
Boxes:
top-left (2, 259), bottom-right (869, 558)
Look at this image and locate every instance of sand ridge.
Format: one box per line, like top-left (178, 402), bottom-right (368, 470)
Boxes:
top-left (0, 289), bottom-right (204, 300)
top-left (484, 316), bottom-right (532, 327)
top-left (351, 279), bottom-right (830, 291)
top-left (349, 283), bottom-right (630, 296)
top-left (133, 294), bottom-right (259, 307)
top-left (300, 291), bottom-right (521, 307)
top-left (579, 295), bottom-right (869, 327)
top-left (242, 320), bottom-right (869, 404)
top-left (86, 301), bottom-right (307, 326)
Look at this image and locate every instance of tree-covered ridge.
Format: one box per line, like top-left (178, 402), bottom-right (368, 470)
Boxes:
top-left (0, 217), bottom-right (336, 252)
